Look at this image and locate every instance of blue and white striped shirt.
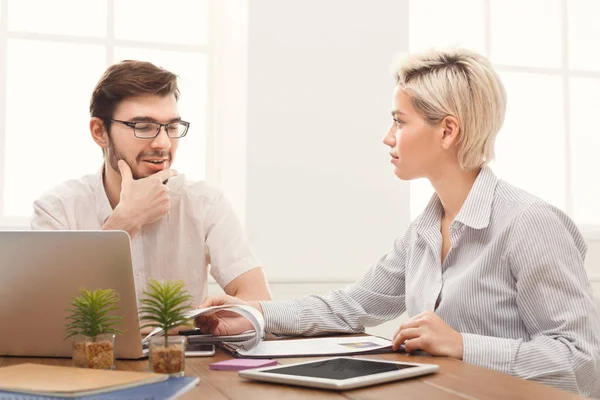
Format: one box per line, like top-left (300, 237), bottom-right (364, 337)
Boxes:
top-left (261, 167), bottom-right (600, 396)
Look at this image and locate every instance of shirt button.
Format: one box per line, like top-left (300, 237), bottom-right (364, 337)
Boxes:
top-left (135, 271), bottom-right (142, 277)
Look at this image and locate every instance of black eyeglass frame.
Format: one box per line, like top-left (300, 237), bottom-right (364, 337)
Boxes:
top-left (108, 118), bottom-right (190, 139)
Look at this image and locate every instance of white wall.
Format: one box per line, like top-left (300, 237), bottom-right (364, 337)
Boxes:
top-left (243, 0), bottom-right (411, 283)
top-left (208, 0), bottom-right (249, 224)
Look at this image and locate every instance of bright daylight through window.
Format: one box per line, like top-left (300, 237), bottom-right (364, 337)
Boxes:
top-left (409, 0), bottom-right (600, 231)
top-left (0, 0), bottom-right (210, 223)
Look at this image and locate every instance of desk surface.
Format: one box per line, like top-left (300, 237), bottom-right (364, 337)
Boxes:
top-left (0, 349), bottom-right (583, 399)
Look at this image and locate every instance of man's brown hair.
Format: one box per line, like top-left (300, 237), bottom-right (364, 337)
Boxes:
top-left (90, 60), bottom-right (179, 129)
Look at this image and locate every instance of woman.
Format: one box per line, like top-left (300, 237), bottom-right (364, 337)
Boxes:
top-left (197, 48), bottom-right (600, 396)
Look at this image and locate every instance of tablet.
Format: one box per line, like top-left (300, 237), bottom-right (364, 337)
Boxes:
top-left (238, 357), bottom-right (439, 390)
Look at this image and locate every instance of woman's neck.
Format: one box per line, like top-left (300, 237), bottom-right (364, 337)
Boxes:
top-left (429, 165), bottom-right (481, 222)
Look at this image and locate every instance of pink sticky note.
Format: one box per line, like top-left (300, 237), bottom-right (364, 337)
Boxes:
top-left (210, 358), bottom-right (278, 371)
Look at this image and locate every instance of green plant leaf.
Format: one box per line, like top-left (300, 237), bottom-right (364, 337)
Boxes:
top-left (138, 279), bottom-right (194, 335)
top-left (64, 287), bottom-right (125, 340)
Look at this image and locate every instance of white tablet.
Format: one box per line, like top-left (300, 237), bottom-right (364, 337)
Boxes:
top-left (238, 357), bottom-right (439, 390)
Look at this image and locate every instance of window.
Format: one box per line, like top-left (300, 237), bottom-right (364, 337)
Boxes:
top-left (408, 0), bottom-right (600, 231)
top-left (0, 0), bottom-right (211, 224)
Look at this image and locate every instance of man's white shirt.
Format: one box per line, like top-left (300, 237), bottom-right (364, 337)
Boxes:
top-left (31, 167), bottom-right (261, 304)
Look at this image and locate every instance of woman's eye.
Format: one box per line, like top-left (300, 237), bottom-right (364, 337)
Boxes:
top-left (394, 119), bottom-right (404, 127)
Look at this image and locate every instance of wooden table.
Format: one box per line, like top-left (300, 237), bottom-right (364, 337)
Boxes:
top-left (0, 349), bottom-right (583, 399)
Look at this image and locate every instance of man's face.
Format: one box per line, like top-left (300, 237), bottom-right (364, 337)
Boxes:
top-left (105, 94), bottom-right (181, 180)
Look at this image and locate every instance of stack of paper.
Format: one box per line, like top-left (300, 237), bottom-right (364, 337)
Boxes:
top-left (225, 335), bottom-right (394, 359)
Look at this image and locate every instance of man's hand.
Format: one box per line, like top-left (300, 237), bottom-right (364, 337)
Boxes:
top-left (103, 160), bottom-right (177, 235)
top-left (392, 310), bottom-right (464, 359)
top-left (195, 295), bottom-right (263, 336)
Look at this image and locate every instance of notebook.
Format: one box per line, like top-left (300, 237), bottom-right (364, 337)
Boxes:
top-left (0, 376), bottom-right (199, 400)
top-left (0, 363), bottom-right (169, 398)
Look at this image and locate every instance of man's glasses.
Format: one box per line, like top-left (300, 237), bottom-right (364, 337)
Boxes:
top-left (109, 119), bottom-right (190, 139)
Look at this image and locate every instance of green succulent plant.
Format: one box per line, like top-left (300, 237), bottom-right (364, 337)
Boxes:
top-left (65, 288), bottom-right (124, 341)
top-left (139, 279), bottom-right (194, 347)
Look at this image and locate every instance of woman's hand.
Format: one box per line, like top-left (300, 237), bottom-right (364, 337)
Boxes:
top-left (195, 295), bottom-right (263, 336)
top-left (392, 310), bottom-right (463, 359)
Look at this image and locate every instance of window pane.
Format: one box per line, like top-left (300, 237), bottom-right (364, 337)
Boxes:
top-left (409, 0), bottom-right (485, 54)
top-left (570, 78), bottom-right (600, 224)
top-left (114, 47), bottom-right (207, 181)
top-left (493, 72), bottom-right (565, 209)
top-left (115, 0), bottom-right (208, 46)
top-left (568, 0), bottom-right (600, 71)
top-left (490, 0), bottom-right (561, 68)
top-left (4, 40), bottom-right (106, 217)
top-left (8, 0), bottom-right (106, 37)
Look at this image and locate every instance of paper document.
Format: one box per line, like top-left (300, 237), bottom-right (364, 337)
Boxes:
top-left (142, 306), bottom-right (394, 359)
top-left (142, 305), bottom-right (264, 352)
top-left (231, 335), bottom-right (393, 358)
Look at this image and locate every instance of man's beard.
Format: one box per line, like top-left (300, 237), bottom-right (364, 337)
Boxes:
top-left (107, 140), bottom-right (171, 180)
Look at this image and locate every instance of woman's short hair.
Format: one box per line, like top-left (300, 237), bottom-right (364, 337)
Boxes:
top-left (393, 48), bottom-right (506, 170)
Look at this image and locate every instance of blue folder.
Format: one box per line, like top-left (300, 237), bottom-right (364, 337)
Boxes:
top-left (0, 376), bottom-right (199, 400)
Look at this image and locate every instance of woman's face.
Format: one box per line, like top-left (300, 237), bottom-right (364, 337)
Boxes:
top-left (383, 87), bottom-right (445, 181)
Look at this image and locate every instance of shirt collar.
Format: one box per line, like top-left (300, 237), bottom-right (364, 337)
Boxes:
top-left (414, 166), bottom-right (498, 233)
top-left (454, 166), bottom-right (498, 229)
top-left (94, 165), bottom-right (114, 227)
top-left (414, 193), bottom-right (444, 235)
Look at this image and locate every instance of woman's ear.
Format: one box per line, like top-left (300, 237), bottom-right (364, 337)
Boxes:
top-left (90, 117), bottom-right (109, 149)
top-left (440, 115), bottom-right (460, 150)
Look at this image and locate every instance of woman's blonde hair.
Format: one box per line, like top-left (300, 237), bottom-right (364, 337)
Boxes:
top-left (393, 48), bottom-right (506, 170)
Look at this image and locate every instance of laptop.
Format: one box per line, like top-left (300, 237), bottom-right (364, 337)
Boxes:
top-left (0, 231), bottom-right (147, 359)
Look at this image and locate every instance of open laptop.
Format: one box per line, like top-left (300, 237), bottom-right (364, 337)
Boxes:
top-left (0, 231), bottom-right (147, 359)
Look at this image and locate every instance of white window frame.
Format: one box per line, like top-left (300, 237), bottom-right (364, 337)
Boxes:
top-left (409, 0), bottom-right (600, 238)
top-left (0, 0), bottom-right (219, 228)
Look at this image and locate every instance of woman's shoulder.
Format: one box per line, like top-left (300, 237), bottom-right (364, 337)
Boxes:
top-left (493, 179), bottom-right (585, 254)
top-left (494, 179), bottom-right (569, 221)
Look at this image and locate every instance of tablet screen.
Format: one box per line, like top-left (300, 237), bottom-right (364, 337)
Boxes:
top-left (263, 358), bottom-right (417, 380)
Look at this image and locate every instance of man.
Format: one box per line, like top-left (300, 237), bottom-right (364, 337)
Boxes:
top-left (31, 60), bottom-right (271, 306)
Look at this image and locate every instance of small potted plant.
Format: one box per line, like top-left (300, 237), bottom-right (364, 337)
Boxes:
top-left (139, 279), bottom-right (193, 377)
top-left (65, 288), bottom-right (124, 370)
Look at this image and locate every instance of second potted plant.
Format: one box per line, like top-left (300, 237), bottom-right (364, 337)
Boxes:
top-left (139, 279), bottom-right (193, 377)
top-left (65, 288), bottom-right (124, 369)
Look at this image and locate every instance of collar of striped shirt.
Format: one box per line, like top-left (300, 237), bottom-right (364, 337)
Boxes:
top-left (414, 166), bottom-right (499, 234)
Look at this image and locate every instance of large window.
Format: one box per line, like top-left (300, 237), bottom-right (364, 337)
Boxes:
top-left (409, 0), bottom-right (600, 232)
top-left (0, 0), bottom-right (211, 224)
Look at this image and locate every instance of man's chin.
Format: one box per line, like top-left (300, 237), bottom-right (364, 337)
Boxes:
top-left (132, 171), bottom-right (153, 180)
top-left (129, 166), bottom-right (151, 180)
top-left (133, 165), bottom-right (170, 180)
